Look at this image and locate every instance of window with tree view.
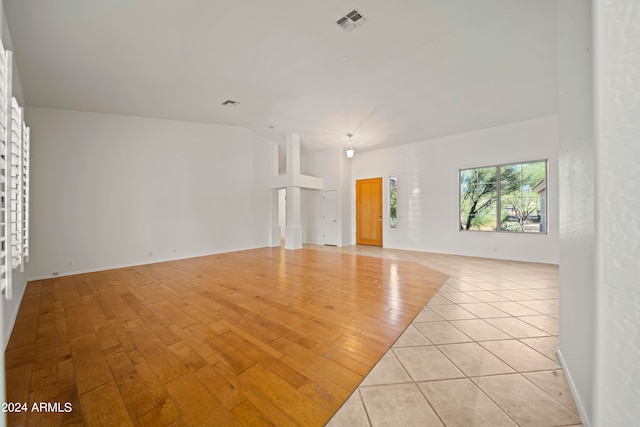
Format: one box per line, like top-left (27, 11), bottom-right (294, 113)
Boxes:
top-left (389, 176), bottom-right (397, 228)
top-left (459, 161), bottom-right (547, 233)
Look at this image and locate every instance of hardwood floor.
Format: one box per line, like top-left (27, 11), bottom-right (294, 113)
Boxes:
top-left (4, 247), bottom-right (446, 426)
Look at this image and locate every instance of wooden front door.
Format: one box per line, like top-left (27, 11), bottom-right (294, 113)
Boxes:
top-left (356, 178), bottom-right (383, 246)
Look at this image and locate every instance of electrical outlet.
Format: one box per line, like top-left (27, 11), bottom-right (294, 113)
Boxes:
top-left (67, 259), bottom-right (73, 265)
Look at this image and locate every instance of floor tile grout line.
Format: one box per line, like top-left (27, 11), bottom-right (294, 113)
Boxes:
top-left (482, 318), bottom-right (551, 340)
top-left (519, 371), bottom-right (583, 418)
top-left (387, 343), bottom-right (465, 426)
top-left (439, 289), bottom-right (578, 419)
top-left (390, 293), bottom-right (560, 424)
top-left (517, 314), bottom-right (560, 334)
top-left (354, 388), bottom-right (374, 427)
top-left (456, 317), bottom-right (559, 372)
top-left (390, 332), bottom-right (553, 426)
top-left (516, 337), bottom-right (564, 365)
top-left (426, 285), bottom-right (574, 413)
top-left (413, 379), bottom-right (450, 427)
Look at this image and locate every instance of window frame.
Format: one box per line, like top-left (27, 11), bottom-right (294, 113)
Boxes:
top-left (389, 175), bottom-right (397, 229)
top-left (458, 159), bottom-right (548, 234)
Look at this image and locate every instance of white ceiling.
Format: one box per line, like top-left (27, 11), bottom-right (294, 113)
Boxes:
top-left (4, 0), bottom-right (557, 154)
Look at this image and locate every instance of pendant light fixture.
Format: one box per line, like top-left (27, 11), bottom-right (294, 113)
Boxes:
top-left (345, 133), bottom-right (355, 158)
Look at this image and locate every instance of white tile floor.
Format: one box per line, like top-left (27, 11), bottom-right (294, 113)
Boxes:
top-left (314, 245), bottom-right (582, 427)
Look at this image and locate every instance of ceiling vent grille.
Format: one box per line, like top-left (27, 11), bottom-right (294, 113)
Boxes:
top-left (336, 9), bottom-right (366, 32)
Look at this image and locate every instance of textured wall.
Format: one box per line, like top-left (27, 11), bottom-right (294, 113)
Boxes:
top-left (557, 1), bottom-right (596, 424)
top-left (594, 0), bottom-right (640, 424)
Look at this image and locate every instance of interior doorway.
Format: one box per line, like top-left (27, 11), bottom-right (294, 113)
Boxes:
top-left (356, 177), bottom-right (383, 246)
top-left (322, 190), bottom-right (338, 246)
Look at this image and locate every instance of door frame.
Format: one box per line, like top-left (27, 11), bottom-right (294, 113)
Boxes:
top-left (355, 177), bottom-right (383, 246)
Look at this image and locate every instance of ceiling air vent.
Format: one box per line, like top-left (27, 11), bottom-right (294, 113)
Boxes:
top-left (222, 100), bottom-right (239, 106)
top-left (336, 9), bottom-right (366, 32)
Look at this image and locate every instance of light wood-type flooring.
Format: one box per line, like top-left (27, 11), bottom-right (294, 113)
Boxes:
top-left (4, 247), bottom-right (445, 426)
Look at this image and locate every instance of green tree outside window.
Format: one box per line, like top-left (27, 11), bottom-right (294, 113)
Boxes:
top-left (460, 161), bottom-right (547, 233)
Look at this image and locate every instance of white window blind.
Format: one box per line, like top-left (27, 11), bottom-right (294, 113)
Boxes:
top-left (0, 39), bottom-right (7, 298)
top-left (0, 39), bottom-right (29, 300)
top-left (22, 124), bottom-right (29, 267)
top-left (10, 97), bottom-right (23, 271)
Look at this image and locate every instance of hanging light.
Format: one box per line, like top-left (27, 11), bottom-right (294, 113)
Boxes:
top-left (345, 133), bottom-right (355, 158)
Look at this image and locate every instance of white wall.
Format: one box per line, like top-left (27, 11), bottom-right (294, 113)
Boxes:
top-left (593, 0), bottom-right (640, 424)
top-left (348, 115), bottom-right (560, 264)
top-left (26, 107), bottom-right (273, 279)
top-left (301, 188), bottom-right (321, 243)
top-left (301, 148), bottom-right (344, 245)
top-left (0, 5), bottom-right (23, 106)
top-left (557, 1), bottom-right (595, 425)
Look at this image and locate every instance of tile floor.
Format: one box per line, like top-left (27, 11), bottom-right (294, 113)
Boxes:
top-left (316, 245), bottom-right (582, 427)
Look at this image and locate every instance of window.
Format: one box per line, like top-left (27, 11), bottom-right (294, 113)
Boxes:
top-left (459, 161), bottom-right (547, 233)
top-left (459, 167), bottom-right (498, 231)
top-left (389, 176), bottom-right (397, 228)
top-left (0, 41), bottom-right (31, 300)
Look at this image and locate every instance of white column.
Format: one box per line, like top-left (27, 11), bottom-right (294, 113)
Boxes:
top-left (284, 134), bottom-right (302, 249)
top-left (286, 133), bottom-right (300, 176)
top-left (267, 133), bottom-right (322, 250)
top-left (285, 186), bottom-right (302, 250)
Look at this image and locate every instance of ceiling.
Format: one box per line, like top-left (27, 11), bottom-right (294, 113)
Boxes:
top-left (3, 0), bottom-right (557, 154)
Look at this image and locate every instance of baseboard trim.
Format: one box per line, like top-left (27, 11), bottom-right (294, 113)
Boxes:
top-left (26, 245), bottom-right (270, 282)
top-left (557, 347), bottom-right (591, 427)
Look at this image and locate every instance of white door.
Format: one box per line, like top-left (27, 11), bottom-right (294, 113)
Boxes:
top-left (322, 190), bottom-right (338, 246)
